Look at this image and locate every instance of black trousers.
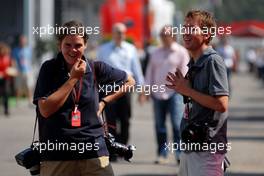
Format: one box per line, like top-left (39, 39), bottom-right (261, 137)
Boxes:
top-left (0, 79), bottom-right (9, 115)
top-left (105, 93), bottom-right (131, 144)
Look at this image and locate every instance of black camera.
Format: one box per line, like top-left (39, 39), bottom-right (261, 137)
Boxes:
top-left (15, 144), bottom-right (40, 176)
top-left (105, 133), bottom-right (136, 162)
top-left (181, 122), bottom-right (211, 144)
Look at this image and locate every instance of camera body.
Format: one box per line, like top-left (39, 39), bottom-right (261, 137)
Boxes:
top-left (15, 147), bottom-right (40, 169)
top-left (105, 133), bottom-right (136, 162)
top-left (15, 147), bottom-right (40, 176)
top-left (181, 121), bottom-right (211, 144)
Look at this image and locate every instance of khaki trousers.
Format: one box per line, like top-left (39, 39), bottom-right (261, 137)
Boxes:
top-left (40, 156), bottom-right (114, 176)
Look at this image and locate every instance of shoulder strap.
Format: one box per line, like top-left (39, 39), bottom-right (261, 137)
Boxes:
top-left (88, 60), bottom-right (98, 88)
top-left (31, 114), bottom-right (38, 145)
top-left (184, 65), bottom-right (215, 125)
top-left (88, 61), bottom-right (110, 136)
top-left (183, 66), bottom-right (196, 122)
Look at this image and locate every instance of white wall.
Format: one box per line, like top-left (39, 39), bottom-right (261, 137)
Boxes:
top-left (40, 0), bottom-right (54, 39)
top-left (230, 37), bottom-right (264, 60)
top-left (149, 0), bottom-right (175, 39)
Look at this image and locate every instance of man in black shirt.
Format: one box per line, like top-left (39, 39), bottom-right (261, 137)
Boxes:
top-left (33, 20), bottom-right (135, 176)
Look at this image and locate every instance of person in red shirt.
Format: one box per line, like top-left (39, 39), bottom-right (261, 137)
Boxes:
top-left (0, 42), bottom-right (12, 116)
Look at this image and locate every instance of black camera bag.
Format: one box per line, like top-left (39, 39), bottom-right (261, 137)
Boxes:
top-left (15, 115), bottom-right (40, 169)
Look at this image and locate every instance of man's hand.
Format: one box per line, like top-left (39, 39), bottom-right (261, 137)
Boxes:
top-left (97, 101), bottom-right (106, 117)
top-left (70, 59), bottom-right (86, 80)
top-left (138, 93), bottom-right (149, 105)
top-left (165, 69), bottom-right (191, 96)
top-left (166, 69), bottom-right (228, 113)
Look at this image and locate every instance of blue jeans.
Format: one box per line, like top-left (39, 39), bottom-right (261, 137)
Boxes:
top-left (152, 93), bottom-right (184, 160)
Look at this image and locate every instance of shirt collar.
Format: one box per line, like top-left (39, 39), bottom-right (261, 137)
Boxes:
top-left (162, 42), bottom-right (178, 52)
top-left (110, 41), bottom-right (126, 49)
top-left (188, 46), bottom-right (217, 68)
top-left (170, 42), bottom-right (179, 51)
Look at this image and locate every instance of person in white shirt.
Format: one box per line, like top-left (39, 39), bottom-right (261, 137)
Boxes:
top-left (216, 37), bottom-right (236, 93)
top-left (144, 26), bottom-right (190, 164)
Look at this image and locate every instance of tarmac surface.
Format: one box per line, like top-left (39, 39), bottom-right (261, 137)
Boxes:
top-left (0, 70), bottom-right (264, 176)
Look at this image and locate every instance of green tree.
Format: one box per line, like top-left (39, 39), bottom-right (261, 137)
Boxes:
top-left (173, 0), bottom-right (206, 14)
top-left (214, 0), bottom-right (264, 22)
top-left (173, 0), bottom-right (264, 22)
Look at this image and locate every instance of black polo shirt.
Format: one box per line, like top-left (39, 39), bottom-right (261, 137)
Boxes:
top-left (182, 47), bottom-right (229, 154)
top-left (33, 52), bottom-right (127, 161)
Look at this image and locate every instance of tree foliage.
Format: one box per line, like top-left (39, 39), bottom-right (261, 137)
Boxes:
top-left (173, 0), bottom-right (264, 23)
top-left (214, 0), bottom-right (264, 22)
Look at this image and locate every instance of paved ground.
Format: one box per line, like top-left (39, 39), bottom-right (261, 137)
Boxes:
top-left (0, 70), bottom-right (264, 176)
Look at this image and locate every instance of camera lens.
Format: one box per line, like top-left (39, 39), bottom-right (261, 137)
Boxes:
top-left (105, 133), bottom-right (136, 162)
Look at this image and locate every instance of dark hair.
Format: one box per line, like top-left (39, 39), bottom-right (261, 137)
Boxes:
top-left (185, 10), bottom-right (216, 44)
top-left (56, 20), bottom-right (89, 43)
top-left (0, 42), bottom-right (11, 56)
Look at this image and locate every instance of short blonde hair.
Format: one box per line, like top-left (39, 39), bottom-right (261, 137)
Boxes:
top-left (185, 10), bottom-right (216, 44)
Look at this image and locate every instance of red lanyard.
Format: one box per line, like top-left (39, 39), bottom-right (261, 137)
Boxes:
top-left (72, 78), bottom-right (83, 106)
